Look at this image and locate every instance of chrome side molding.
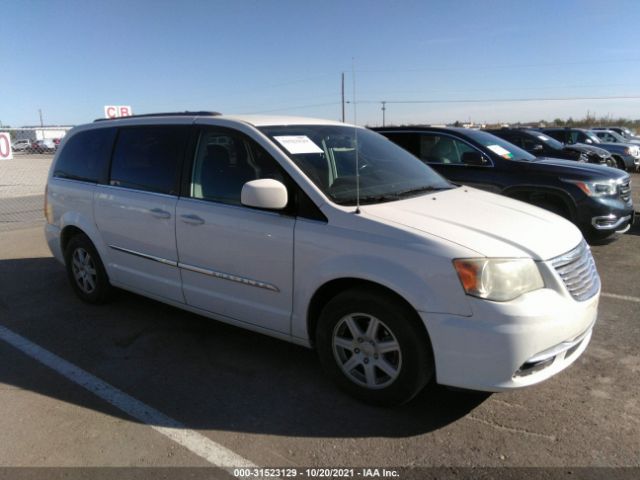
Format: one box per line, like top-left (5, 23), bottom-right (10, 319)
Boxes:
top-left (108, 244), bottom-right (279, 292)
top-left (178, 262), bottom-right (280, 292)
top-left (108, 245), bottom-right (178, 267)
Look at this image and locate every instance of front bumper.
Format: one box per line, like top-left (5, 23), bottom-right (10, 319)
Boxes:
top-left (591, 212), bottom-right (634, 231)
top-left (576, 193), bottom-right (634, 234)
top-left (420, 284), bottom-right (599, 392)
top-left (620, 154), bottom-right (639, 168)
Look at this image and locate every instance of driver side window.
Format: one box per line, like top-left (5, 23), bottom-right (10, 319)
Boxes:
top-left (191, 130), bottom-right (287, 206)
top-left (418, 134), bottom-right (475, 164)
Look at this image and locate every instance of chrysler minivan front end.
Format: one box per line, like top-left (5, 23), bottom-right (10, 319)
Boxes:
top-left (46, 113), bottom-right (601, 406)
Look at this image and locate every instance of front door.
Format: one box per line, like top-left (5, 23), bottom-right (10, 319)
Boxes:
top-left (176, 127), bottom-right (295, 334)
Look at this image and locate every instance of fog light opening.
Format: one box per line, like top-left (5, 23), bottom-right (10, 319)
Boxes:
top-left (515, 357), bottom-right (555, 377)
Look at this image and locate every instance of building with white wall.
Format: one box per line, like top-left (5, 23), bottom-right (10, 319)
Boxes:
top-left (6, 126), bottom-right (73, 142)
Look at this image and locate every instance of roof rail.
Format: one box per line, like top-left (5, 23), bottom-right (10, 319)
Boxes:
top-left (94, 111), bottom-right (222, 122)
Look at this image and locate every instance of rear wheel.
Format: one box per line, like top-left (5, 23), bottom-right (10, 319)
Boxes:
top-left (316, 288), bottom-right (433, 406)
top-left (64, 234), bottom-right (112, 304)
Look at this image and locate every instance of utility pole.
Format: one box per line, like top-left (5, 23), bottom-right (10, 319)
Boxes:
top-left (341, 72), bottom-right (345, 122)
top-left (38, 109), bottom-right (44, 140)
top-left (381, 101), bottom-right (387, 127)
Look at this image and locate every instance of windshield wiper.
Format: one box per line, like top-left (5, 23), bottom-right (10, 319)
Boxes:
top-left (357, 186), bottom-right (451, 204)
top-left (388, 185), bottom-right (450, 198)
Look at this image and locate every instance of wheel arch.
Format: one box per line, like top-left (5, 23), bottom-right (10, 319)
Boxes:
top-left (610, 154), bottom-right (628, 171)
top-left (60, 225), bottom-right (88, 254)
top-left (502, 185), bottom-right (577, 221)
top-left (306, 277), bottom-right (430, 349)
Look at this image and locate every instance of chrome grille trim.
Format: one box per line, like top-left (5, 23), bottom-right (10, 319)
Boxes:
top-left (551, 240), bottom-right (600, 302)
top-left (618, 178), bottom-right (631, 202)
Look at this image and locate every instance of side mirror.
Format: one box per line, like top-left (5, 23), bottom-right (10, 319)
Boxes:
top-left (241, 179), bottom-right (288, 210)
top-left (461, 151), bottom-right (487, 166)
top-left (531, 144), bottom-right (544, 153)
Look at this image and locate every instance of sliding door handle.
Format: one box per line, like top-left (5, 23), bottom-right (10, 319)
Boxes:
top-left (180, 214), bottom-right (205, 225)
top-left (149, 208), bottom-right (171, 219)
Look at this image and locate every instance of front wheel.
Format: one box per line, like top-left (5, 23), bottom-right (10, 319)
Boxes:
top-left (316, 288), bottom-right (433, 406)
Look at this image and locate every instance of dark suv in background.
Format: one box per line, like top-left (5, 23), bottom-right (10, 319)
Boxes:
top-left (374, 126), bottom-right (634, 241)
top-left (485, 128), bottom-right (614, 166)
top-left (541, 127), bottom-right (639, 171)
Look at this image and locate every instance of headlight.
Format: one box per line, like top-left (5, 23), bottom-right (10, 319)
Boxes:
top-left (562, 178), bottom-right (617, 196)
top-left (625, 146), bottom-right (640, 157)
top-left (453, 258), bottom-right (544, 302)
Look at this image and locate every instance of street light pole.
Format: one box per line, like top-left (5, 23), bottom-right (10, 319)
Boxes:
top-left (381, 101), bottom-right (386, 127)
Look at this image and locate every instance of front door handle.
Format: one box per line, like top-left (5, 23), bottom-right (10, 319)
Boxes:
top-left (149, 208), bottom-right (171, 219)
top-left (180, 214), bottom-right (205, 225)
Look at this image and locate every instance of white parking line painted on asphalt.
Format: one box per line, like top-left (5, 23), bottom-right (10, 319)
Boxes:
top-left (601, 292), bottom-right (640, 303)
top-left (0, 324), bottom-right (256, 469)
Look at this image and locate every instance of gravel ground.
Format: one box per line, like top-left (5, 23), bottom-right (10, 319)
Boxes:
top-left (0, 154), bottom-right (52, 199)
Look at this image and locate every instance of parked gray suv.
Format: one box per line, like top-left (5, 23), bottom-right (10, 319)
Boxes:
top-left (541, 128), bottom-right (640, 171)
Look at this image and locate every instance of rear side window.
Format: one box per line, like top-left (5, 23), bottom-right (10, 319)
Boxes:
top-left (53, 128), bottom-right (116, 183)
top-left (110, 125), bottom-right (189, 195)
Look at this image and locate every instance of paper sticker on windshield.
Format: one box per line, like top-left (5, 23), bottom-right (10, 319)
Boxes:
top-left (487, 144), bottom-right (513, 159)
top-left (537, 135), bottom-right (550, 141)
top-left (274, 135), bottom-right (323, 154)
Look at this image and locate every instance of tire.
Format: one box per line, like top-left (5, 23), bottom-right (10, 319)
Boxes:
top-left (316, 288), bottom-right (433, 406)
top-left (614, 157), bottom-right (627, 171)
top-left (64, 233), bottom-right (112, 304)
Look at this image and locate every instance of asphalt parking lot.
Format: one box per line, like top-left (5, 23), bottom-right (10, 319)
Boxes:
top-left (0, 155), bottom-right (639, 475)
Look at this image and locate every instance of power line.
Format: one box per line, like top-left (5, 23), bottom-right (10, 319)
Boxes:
top-left (242, 101), bottom-right (341, 114)
top-left (355, 58), bottom-right (640, 74)
top-left (355, 95), bottom-right (640, 105)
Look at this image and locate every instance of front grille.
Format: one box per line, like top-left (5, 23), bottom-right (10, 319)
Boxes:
top-left (551, 240), bottom-right (600, 301)
top-left (619, 178), bottom-right (631, 203)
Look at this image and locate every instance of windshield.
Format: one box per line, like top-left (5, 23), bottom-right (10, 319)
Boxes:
top-left (601, 130), bottom-right (627, 142)
top-left (527, 131), bottom-right (565, 150)
top-left (462, 129), bottom-right (537, 161)
top-left (584, 131), bottom-right (602, 144)
top-left (259, 125), bottom-right (453, 205)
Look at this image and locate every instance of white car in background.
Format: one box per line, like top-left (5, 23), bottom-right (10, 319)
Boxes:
top-left (11, 139), bottom-right (33, 152)
top-left (44, 112), bottom-right (600, 405)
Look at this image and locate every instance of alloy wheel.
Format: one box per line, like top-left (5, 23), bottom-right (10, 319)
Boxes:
top-left (332, 313), bottom-right (402, 389)
top-left (71, 247), bottom-right (97, 294)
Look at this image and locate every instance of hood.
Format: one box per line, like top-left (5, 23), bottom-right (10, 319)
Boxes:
top-left (567, 143), bottom-right (609, 156)
top-left (595, 141), bottom-right (638, 154)
top-left (363, 187), bottom-right (583, 260)
top-left (534, 158), bottom-right (628, 179)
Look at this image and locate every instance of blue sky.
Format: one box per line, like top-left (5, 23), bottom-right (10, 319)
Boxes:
top-left (2, 0), bottom-right (640, 127)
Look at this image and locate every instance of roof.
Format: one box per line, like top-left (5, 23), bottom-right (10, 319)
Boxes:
top-left (372, 126), bottom-right (470, 133)
top-left (94, 112), bottom-right (346, 127)
top-left (222, 114), bottom-right (345, 127)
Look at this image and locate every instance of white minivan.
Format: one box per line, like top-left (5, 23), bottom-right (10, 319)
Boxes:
top-left (45, 112), bottom-right (600, 405)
